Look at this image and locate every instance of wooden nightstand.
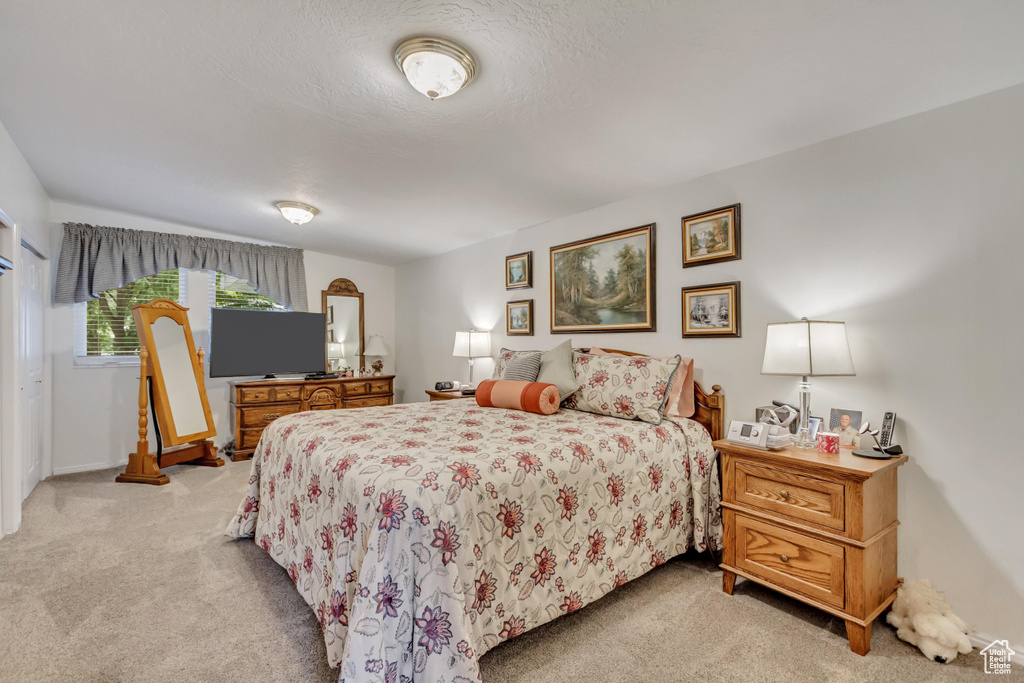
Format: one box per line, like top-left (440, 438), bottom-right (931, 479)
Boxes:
top-left (714, 439), bottom-right (907, 656)
top-left (425, 389), bottom-right (467, 401)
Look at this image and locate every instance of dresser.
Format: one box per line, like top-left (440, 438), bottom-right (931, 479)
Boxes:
top-left (230, 376), bottom-right (394, 461)
top-left (715, 439), bottom-right (907, 655)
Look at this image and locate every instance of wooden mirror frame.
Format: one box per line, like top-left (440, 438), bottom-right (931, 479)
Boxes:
top-left (322, 278), bottom-right (365, 372)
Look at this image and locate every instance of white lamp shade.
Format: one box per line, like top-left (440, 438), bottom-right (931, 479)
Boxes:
top-left (761, 320), bottom-right (855, 376)
top-left (365, 335), bottom-right (388, 357)
top-left (327, 342), bottom-right (345, 359)
top-left (453, 330), bottom-right (491, 358)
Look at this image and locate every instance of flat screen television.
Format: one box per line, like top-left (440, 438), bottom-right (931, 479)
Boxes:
top-left (210, 308), bottom-right (327, 378)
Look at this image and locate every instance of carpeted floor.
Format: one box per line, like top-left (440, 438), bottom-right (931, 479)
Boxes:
top-left (0, 459), bottom-right (1012, 682)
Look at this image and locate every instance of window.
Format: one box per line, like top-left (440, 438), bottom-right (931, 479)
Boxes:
top-left (209, 271), bottom-right (286, 311)
top-left (76, 269), bottom-right (188, 360)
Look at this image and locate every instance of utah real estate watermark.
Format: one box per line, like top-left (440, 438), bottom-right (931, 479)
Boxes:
top-left (981, 640), bottom-right (1015, 675)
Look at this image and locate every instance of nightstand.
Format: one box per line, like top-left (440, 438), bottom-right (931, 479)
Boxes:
top-left (714, 439), bottom-right (907, 655)
top-left (425, 389), bottom-right (467, 401)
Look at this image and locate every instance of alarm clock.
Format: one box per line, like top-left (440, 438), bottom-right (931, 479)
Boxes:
top-left (434, 380), bottom-right (462, 391)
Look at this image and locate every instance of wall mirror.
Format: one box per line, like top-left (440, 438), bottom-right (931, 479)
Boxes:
top-left (322, 278), bottom-right (364, 372)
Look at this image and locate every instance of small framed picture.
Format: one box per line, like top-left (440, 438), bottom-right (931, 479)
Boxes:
top-left (682, 203), bottom-right (741, 267)
top-left (681, 281), bottom-right (740, 337)
top-left (506, 299), bottom-right (534, 336)
top-left (505, 251), bottom-right (533, 289)
top-left (808, 417), bottom-right (823, 439)
top-left (327, 329), bottom-right (336, 343)
top-left (326, 305), bottom-right (334, 325)
top-left (829, 408), bottom-right (863, 448)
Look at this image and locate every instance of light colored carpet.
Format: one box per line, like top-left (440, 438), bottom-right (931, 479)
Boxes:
top-left (0, 460), bottom-right (1012, 682)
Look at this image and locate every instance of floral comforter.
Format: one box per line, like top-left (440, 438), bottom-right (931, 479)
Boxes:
top-left (226, 400), bottom-right (722, 682)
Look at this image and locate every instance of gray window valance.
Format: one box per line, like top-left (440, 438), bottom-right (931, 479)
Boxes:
top-left (54, 223), bottom-right (308, 311)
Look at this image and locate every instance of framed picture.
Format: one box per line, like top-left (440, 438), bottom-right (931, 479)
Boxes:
top-left (681, 281), bottom-right (740, 337)
top-left (808, 417), bottom-right (823, 439)
top-left (829, 408), bottom-right (863, 448)
top-left (550, 223), bottom-right (656, 334)
top-left (326, 305), bottom-right (334, 325)
top-left (505, 251), bottom-right (532, 289)
top-left (682, 203), bottom-right (740, 267)
top-left (327, 329), bottom-right (336, 343)
top-left (506, 299), bottom-right (534, 336)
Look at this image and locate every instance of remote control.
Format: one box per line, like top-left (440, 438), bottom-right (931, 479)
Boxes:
top-left (879, 411), bottom-right (896, 448)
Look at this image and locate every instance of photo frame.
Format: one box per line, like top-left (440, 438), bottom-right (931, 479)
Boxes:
top-left (326, 305), bottom-right (334, 325)
top-left (829, 408), bottom-right (863, 449)
top-left (808, 417), bottom-right (823, 439)
top-left (505, 251), bottom-right (533, 289)
top-left (327, 329), bottom-right (336, 344)
top-left (550, 223), bottom-right (656, 334)
top-left (681, 281), bottom-right (740, 337)
top-left (682, 203), bottom-right (740, 268)
top-left (506, 299), bottom-right (534, 336)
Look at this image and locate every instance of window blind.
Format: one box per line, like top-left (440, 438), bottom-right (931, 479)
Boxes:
top-left (81, 269), bottom-right (187, 357)
top-left (208, 271), bottom-right (287, 311)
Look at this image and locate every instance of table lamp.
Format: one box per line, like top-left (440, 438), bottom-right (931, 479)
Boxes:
top-left (452, 330), bottom-right (491, 386)
top-left (761, 318), bottom-right (855, 449)
top-left (365, 334), bottom-right (388, 376)
top-left (326, 342), bottom-right (345, 371)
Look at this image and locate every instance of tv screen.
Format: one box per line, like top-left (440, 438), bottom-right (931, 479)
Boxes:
top-left (210, 308), bottom-right (326, 378)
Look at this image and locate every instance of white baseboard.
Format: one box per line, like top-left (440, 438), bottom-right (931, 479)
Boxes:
top-left (970, 632), bottom-right (1023, 666)
top-left (51, 460), bottom-right (126, 476)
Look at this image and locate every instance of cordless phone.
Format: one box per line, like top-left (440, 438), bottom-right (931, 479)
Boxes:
top-left (879, 412), bottom-right (896, 448)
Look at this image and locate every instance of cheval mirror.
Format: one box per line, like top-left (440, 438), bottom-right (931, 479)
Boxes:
top-left (322, 278), bottom-right (364, 374)
top-left (116, 299), bottom-right (223, 485)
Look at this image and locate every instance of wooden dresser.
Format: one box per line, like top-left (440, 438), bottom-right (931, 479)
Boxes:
top-left (715, 440), bottom-right (907, 655)
top-left (230, 375), bottom-right (394, 461)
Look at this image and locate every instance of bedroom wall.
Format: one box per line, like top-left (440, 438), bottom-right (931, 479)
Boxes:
top-left (395, 84), bottom-right (1024, 651)
top-left (47, 202), bottom-right (396, 474)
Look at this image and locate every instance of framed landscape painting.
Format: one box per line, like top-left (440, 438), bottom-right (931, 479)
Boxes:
top-left (550, 224), bottom-right (655, 334)
top-left (505, 251), bottom-right (532, 289)
top-left (681, 281), bottom-right (740, 337)
top-left (682, 203), bottom-right (740, 267)
top-left (506, 299), bottom-right (534, 336)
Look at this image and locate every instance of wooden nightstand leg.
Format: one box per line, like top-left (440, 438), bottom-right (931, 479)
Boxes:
top-left (722, 569), bottom-right (736, 595)
top-left (845, 620), bottom-right (871, 655)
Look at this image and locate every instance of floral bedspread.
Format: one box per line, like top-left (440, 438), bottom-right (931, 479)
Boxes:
top-left (226, 400), bottom-right (722, 682)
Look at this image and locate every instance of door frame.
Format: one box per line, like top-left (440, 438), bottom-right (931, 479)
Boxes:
top-left (0, 206), bottom-right (51, 537)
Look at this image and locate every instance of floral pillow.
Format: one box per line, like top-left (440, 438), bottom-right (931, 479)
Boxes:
top-left (564, 352), bottom-right (681, 425)
top-left (492, 348), bottom-right (539, 380)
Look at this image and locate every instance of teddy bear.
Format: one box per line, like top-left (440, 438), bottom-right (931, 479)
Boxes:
top-left (886, 579), bottom-right (974, 663)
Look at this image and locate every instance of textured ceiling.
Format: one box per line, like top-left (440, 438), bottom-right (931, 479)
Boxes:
top-left (2, 1), bottom-right (1024, 264)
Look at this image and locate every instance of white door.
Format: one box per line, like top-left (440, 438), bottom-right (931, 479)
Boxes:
top-left (20, 244), bottom-right (43, 498)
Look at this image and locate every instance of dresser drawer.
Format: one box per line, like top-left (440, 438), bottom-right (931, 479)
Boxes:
top-left (344, 396), bottom-right (391, 409)
top-left (238, 428), bottom-right (266, 450)
top-left (239, 403), bottom-right (301, 428)
top-left (734, 462), bottom-right (845, 531)
top-left (237, 385), bottom-right (301, 404)
top-left (735, 514), bottom-right (845, 609)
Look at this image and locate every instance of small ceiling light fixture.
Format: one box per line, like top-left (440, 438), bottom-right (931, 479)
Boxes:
top-left (275, 201), bottom-right (319, 225)
top-left (395, 36), bottom-right (476, 100)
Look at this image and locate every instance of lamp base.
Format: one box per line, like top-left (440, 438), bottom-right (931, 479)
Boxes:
top-left (793, 427), bottom-right (815, 449)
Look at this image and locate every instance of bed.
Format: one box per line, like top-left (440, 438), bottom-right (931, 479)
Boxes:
top-left (227, 351), bottom-right (724, 682)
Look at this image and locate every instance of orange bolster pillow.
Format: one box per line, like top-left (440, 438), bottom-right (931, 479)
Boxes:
top-left (475, 380), bottom-right (560, 415)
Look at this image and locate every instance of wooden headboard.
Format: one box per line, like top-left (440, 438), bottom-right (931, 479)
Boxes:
top-left (578, 347), bottom-right (725, 441)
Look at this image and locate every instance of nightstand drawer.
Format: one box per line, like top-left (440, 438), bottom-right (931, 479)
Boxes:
top-left (735, 461), bottom-right (845, 531)
top-left (735, 514), bottom-right (845, 609)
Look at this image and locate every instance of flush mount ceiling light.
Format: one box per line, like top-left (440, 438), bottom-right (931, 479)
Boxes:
top-left (275, 201), bottom-right (319, 225)
top-left (395, 36), bottom-right (476, 100)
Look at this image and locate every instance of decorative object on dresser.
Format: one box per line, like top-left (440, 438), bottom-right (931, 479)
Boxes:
top-left (761, 318), bottom-right (855, 449)
top-left (117, 299), bottom-right (223, 485)
top-left (550, 223), bottom-right (656, 334)
top-left (681, 281), bottom-right (741, 337)
top-left (717, 439), bottom-right (907, 655)
top-left (425, 389), bottom-right (466, 401)
top-left (364, 334), bottom-right (388, 375)
top-left (506, 299), bottom-right (534, 336)
top-left (682, 203), bottom-right (741, 267)
top-left (322, 278), bottom-right (365, 373)
top-left (452, 329), bottom-right (491, 386)
top-left (229, 375), bottom-right (395, 460)
top-left (505, 251), bottom-right (532, 289)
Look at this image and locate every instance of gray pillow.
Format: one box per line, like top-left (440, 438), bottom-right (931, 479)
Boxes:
top-left (503, 352), bottom-right (542, 382)
top-left (537, 339), bottom-right (578, 401)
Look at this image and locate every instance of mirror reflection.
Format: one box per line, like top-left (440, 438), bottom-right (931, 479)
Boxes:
top-left (322, 278), bottom-right (364, 374)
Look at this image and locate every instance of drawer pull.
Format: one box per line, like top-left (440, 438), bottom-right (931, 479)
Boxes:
top-left (263, 413), bottom-right (281, 421)
top-left (779, 490), bottom-right (790, 499)
top-left (779, 554), bottom-right (790, 563)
